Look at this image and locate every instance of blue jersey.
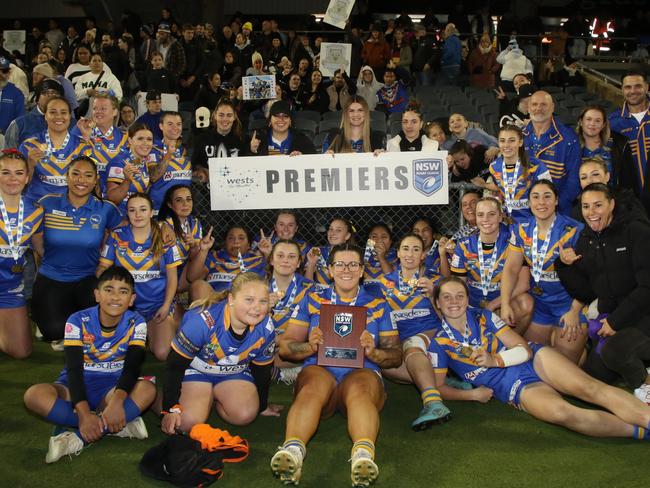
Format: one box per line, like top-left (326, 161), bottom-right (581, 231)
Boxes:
top-left (311, 246), bottom-right (332, 290)
top-left (522, 118), bottom-right (581, 214)
top-left (489, 156), bottom-right (552, 221)
top-left (428, 308), bottom-right (540, 405)
top-left (581, 143), bottom-right (617, 187)
top-left (364, 248), bottom-right (398, 283)
top-left (70, 126), bottom-right (129, 196)
top-left (609, 102), bottom-right (650, 193)
top-left (39, 193), bottom-right (122, 282)
top-left (100, 226), bottom-right (182, 315)
top-left (171, 300), bottom-right (275, 377)
top-left (19, 131), bottom-right (93, 201)
top-left (290, 286), bottom-right (398, 377)
top-left (422, 247), bottom-right (443, 282)
top-left (204, 249), bottom-right (266, 292)
top-left (105, 149), bottom-right (157, 214)
top-left (376, 268), bottom-right (440, 341)
top-left (149, 143), bottom-right (193, 212)
top-left (508, 214), bottom-right (582, 302)
top-left (450, 225), bottom-right (511, 307)
top-left (269, 273), bottom-right (313, 333)
top-left (164, 215), bottom-right (202, 264)
top-left (0, 197), bottom-right (43, 302)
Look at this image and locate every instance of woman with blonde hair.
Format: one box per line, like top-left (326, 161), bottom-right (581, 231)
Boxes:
top-left (322, 95), bottom-right (385, 153)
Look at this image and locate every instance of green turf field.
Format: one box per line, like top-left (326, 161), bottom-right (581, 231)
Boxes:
top-left (0, 342), bottom-right (646, 488)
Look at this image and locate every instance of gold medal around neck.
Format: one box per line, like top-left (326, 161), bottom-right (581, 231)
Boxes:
top-left (312, 248), bottom-right (321, 256)
top-left (460, 345), bottom-right (474, 357)
top-left (11, 264), bottom-right (24, 274)
top-left (532, 285), bottom-right (543, 296)
top-left (367, 239), bottom-right (375, 247)
top-left (275, 290), bottom-right (285, 299)
top-left (408, 277), bottom-right (419, 288)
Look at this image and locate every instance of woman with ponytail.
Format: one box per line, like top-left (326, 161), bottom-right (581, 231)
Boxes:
top-left (386, 101), bottom-right (439, 152)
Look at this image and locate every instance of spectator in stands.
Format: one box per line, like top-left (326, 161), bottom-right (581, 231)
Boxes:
top-left (496, 39), bottom-right (534, 92)
top-left (467, 33), bottom-right (498, 88)
top-left (551, 57), bottom-right (585, 88)
top-left (292, 35), bottom-right (316, 67)
top-left (356, 66), bottom-right (382, 111)
top-left (220, 50), bottom-right (242, 87)
top-left (425, 121), bottom-right (447, 147)
top-left (326, 68), bottom-right (357, 112)
top-left (387, 101), bottom-right (439, 152)
top-left (391, 28), bottom-right (412, 72)
top-left (376, 62), bottom-right (411, 115)
top-left (139, 25), bottom-right (156, 66)
top-left (142, 52), bottom-right (177, 93)
top-left (577, 105), bottom-right (635, 191)
top-left (118, 101), bottom-right (136, 132)
top-left (178, 24), bottom-right (202, 102)
top-left (304, 69), bottom-right (329, 114)
top-left (284, 72), bottom-right (307, 111)
top-left (135, 90), bottom-right (163, 141)
top-left (65, 46), bottom-right (107, 90)
top-left (438, 23), bottom-right (461, 86)
top-left (194, 71), bottom-right (228, 114)
top-left (444, 113), bottom-right (499, 155)
top-left (45, 19), bottom-right (65, 54)
top-left (55, 48), bottom-right (68, 71)
top-left (295, 58), bottom-right (311, 85)
top-left (156, 22), bottom-right (186, 79)
top-left (80, 29), bottom-right (100, 55)
top-left (192, 98), bottom-right (247, 182)
top-left (268, 34), bottom-right (288, 67)
top-left (59, 25), bottom-right (80, 64)
top-left (74, 53), bottom-right (123, 111)
top-left (234, 32), bottom-right (254, 72)
top-left (322, 96), bottom-right (385, 153)
top-left (361, 24), bottom-right (391, 78)
top-left (448, 140), bottom-right (491, 184)
top-left (248, 100), bottom-right (316, 156)
top-left (497, 82), bottom-right (534, 129)
top-left (246, 51), bottom-right (267, 76)
top-left (412, 24), bottom-right (438, 86)
top-left (4, 78), bottom-right (65, 148)
top-left (219, 25), bottom-right (236, 55)
top-left (0, 56), bottom-right (25, 134)
top-left (100, 33), bottom-right (126, 80)
top-left (523, 91), bottom-right (581, 214)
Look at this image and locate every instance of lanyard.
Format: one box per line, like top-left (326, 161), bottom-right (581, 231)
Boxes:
top-left (531, 218), bottom-right (555, 284)
top-left (364, 241), bottom-right (374, 263)
top-left (271, 275), bottom-right (298, 311)
top-left (237, 251), bottom-right (247, 272)
top-left (440, 317), bottom-right (471, 348)
top-left (426, 241), bottom-right (439, 257)
top-left (44, 131), bottom-right (70, 158)
top-left (92, 125), bottom-right (114, 141)
top-left (477, 235), bottom-right (498, 298)
top-left (0, 195), bottom-right (24, 261)
top-left (330, 286), bottom-right (360, 306)
top-left (503, 160), bottom-right (521, 213)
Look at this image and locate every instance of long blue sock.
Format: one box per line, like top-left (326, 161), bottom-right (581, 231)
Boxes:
top-left (123, 398), bottom-right (141, 423)
top-left (46, 399), bottom-right (79, 427)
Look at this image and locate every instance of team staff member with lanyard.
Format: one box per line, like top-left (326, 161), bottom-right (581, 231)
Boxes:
top-left (19, 96), bottom-right (92, 201)
top-left (500, 180), bottom-right (586, 364)
top-left (24, 267), bottom-right (156, 464)
top-left (303, 217), bottom-right (354, 290)
top-left (149, 111), bottom-right (192, 213)
top-left (522, 91), bottom-right (581, 215)
top-left (0, 150), bottom-right (44, 358)
top-left (73, 93), bottom-right (128, 196)
top-left (105, 123), bottom-right (157, 215)
top-left (427, 276), bottom-right (650, 440)
top-left (97, 193), bottom-right (182, 361)
top-left (33, 156), bottom-right (122, 349)
top-left (557, 183), bottom-right (650, 404)
top-left (161, 272), bottom-right (280, 435)
top-left (248, 100), bottom-right (317, 156)
top-left (271, 243), bottom-right (401, 487)
top-left (450, 197), bottom-right (534, 335)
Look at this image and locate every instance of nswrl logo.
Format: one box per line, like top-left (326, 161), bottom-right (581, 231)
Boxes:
top-left (334, 313), bottom-right (353, 338)
top-left (413, 158), bottom-right (443, 196)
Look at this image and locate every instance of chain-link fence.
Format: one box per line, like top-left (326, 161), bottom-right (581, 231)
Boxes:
top-left (190, 181), bottom-right (472, 246)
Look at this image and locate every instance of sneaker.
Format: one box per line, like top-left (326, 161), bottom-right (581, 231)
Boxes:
top-left (278, 366), bottom-right (302, 386)
top-left (112, 416), bottom-right (148, 439)
top-left (445, 376), bottom-right (473, 390)
top-left (50, 340), bottom-right (64, 352)
top-left (350, 448), bottom-right (379, 487)
top-left (45, 431), bottom-right (84, 463)
top-left (411, 401), bottom-right (452, 431)
top-left (633, 384), bottom-right (650, 405)
top-left (271, 446), bottom-right (303, 485)
top-left (35, 328), bottom-right (43, 340)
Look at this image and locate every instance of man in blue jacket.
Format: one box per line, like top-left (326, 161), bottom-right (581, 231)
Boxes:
top-left (438, 23), bottom-right (461, 86)
top-left (0, 56), bottom-right (25, 135)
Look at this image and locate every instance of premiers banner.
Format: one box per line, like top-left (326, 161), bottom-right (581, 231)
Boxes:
top-left (208, 151), bottom-right (448, 211)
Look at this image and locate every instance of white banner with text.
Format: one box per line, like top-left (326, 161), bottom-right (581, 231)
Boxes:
top-left (208, 151), bottom-right (449, 211)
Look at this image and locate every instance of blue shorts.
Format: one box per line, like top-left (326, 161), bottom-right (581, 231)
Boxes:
top-left (0, 286), bottom-right (26, 308)
top-left (55, 371), bottom-right (119, 411)
top-left (490, 360), bottom-right (542, 408)
top-left (532, 297), bottom-right (588, 328)
top-left (138, 301), bottom-right (176, 322)
top-left (182, 368), bottom-right (254, 385)
top-left (323, 366), bottom-right (383, 385)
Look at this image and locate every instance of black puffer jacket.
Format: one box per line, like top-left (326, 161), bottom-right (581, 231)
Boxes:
top-left (557, 203), bottom-right (650, 331)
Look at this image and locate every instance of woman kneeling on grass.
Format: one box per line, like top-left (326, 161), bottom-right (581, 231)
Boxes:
top-left (427, 276), bottom-right (650, 439)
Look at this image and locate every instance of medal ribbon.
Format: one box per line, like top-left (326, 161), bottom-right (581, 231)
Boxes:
top-left (44, 131), bottom-right (71, 158)
top-left (237, 251), bottom-right (247, 272)
top-left (426, 240), bottom-right (439, 257)
top-left (477, 236), bottom-right (498, 298)
top-left (531, 218), bottom-right (555, 285)
top-left (440, 318), bottom-right (471, 350)
top-left (398, 268), bottom-right (420, 295)
top-left (92, 125), bottom-right (114, 141)
top-left (271, 275), bottom-right (299, 311)
top-left (363, 242), bottom-right (374, 263)
top-left (503, 160), bottom-right (521, 214)
top-left (0, 195), bottom-right (24, 261)
top-left (330, 286), bottom-right (359, 306)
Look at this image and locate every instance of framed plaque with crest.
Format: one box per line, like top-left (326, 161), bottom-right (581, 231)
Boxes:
top-left (317, 303), bottom-right (367, 368)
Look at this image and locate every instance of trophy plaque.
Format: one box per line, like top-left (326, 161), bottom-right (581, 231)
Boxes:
top-left (317, 303), bottom-right (367, 368)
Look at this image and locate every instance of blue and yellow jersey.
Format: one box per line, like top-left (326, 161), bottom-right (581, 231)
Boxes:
top-left (363, 248), bottom-right (398, 283)
top-left (312, 246), bottom-right (333, 289)
top-left (581, 142), bottom-right (617, 186)
top-left (164, 215), bottom-right (202, 264)
top-left (489, 156), bottom-right (552, 221)
top-left (508, 214), bottom-right (583, 299)
top-left (150, 143), bottom-right (193, 212)
top-left (289, 286), bottom-right (398, 375)
top-left (450, 225), bottom-right (511, 307)
top-left (609, 101), bottom-right (650, 193)
top-left (423, 247), bottom-right (443, 282)
top-left (376, 268), bottom-right (440, 341)
top-left (428, 309), bottom-right (516, 388)
top-left (99, 226), bottom-right (182, 315)
top-left (105, 149), bottom-right (157, 214)
top-left (0, 197), bottom-right (43, 291)
top-left (171, 300), bottom-right (275, 376)
top-left (20, 131), bottom-right (93, 201)
top-left (635, 122), bottom-right (650, 192)
top-left (205, 249), bottom-right (266, 292)
top-left (62, 305), bottom-right (147, 376)
top-left (39, 193), bottom-right (122, 282)
top-left (269, 273), bottom-right (313, 333)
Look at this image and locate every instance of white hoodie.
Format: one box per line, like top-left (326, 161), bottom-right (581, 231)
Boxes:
top-left (496, 48), bottom-right (533, 81)
top-left (356, 65), bottom-right (383, 111)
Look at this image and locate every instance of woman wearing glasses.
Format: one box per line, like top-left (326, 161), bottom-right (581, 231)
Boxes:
top-left (271, 243), bottom-right (401, 487)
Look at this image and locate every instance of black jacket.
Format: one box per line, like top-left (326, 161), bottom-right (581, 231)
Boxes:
top-left (191, 130), bottom-right (247, 169)
top-left (557, 205), bottom-right (650, 331)
top-left (571, 187), bottom-right (648, 223)
top-left (248, 128), bottom-right (317, 156)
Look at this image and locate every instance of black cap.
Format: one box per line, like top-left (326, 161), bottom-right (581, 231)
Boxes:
top-left (518, 84), bottom-right (535, 98)
top-left (35, 78), bottom-right (64, 98)
top-left (146, 89), bottom-right (161, 101)
top-left (269, 100), bottom-right (291, 117)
